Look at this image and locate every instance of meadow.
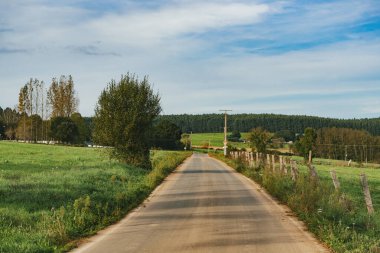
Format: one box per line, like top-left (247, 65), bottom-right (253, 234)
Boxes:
top-left (0, 142), bottom-right (191, 252)
top-left (190, 132), bottom-right (293, 153)
top-left (190, 132), bottom-right (250, 149)
top-left (294, 157), bottom-right (380, 211)
top-left (288, 160), bottom-right (380, 252)
top-left (211, 152), bottom-right (380, 253)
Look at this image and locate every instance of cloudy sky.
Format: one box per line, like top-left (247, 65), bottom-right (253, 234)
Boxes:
top-left (1, 0), bottom-right (380, 118)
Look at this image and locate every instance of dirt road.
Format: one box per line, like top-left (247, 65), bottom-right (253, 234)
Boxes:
top-left (72, 153), bottom-right (329, 253)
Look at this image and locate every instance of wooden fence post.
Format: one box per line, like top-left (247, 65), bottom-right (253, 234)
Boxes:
top-left (272, 155), bottom-right (276, 172)
top-left (266, 154), bottom-right (271, 168)
top-left (257, 152), bottom-right (260, 167)
top-left (308, 164), bottom-right (319, 179)
top-left (330, 170), bottom-right (340, 189)
top-left (283, 157), bottom-right (288, 175)
top-left (290, 166), bottom-right (296, 181)
top-left (308, 150), bottom-right (312, 164)
top-left (360, 174), bottom-right (375, 215)
top-left (290, 160), bottom-right (298, 181)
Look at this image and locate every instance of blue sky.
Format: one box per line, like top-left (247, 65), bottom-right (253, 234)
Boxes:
top-left (1, 0), bottom-right (380, 118)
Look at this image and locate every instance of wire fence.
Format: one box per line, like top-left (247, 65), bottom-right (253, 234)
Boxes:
top-left (228, 150), bottom-right (379, 215)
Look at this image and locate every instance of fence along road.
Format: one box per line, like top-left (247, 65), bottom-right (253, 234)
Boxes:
top-left (72, 153), bottom-right (330, 253)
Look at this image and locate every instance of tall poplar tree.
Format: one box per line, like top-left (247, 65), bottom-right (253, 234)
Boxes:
top-left (16, 78), bottom-right (46, 141)
top-left (27, 79), bottom-right (34, 141)
top-left (18, 85), bottom-right (28, 141)
top-left (48, 75), bottom-right (78, 118)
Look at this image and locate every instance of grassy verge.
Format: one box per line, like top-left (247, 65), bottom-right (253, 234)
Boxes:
top-left (0, 142), bottom-right (191, 252)
top-left (210, 153), bottom-right (380, 253)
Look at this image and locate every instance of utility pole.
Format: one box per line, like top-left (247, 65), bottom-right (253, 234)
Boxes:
top-left (190, 131), bottom-right (192, 150)
top-left (219, 109), bottom-right (232, 156)
top-left (345, 145), bottom-right (347, 161)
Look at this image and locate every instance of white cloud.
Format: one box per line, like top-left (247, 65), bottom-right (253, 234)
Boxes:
top-left (86, 2), bottom-right (270, 47)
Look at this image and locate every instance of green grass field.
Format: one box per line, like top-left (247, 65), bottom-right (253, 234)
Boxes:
top-left (291, 158), bottom-right (380, 252)
top-left (296, 157), bottom-right (380, 211)
top-left (0, 142), bottom-right (190, 252)
top-left (190, 132), bottom-right (250, 149)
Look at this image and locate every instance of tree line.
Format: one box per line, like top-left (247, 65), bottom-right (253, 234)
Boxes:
top-left (314, 127), bottom-right (380, 163)
top-left (248, 126), bottom-right (380, 163)
top-left (158, 114), bottom-right (380, 136)
top-left (0, 75), bottom-right (90, 144)
top-left (4, 73), bottom-right (380, 168)
top-left (1, 73), bottom-right (183, 170)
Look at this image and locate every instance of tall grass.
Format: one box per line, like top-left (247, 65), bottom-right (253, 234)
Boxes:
top-left (211, 153), bottom-right (380, 253)
top-left (0, 142), bottom-right (191, 252)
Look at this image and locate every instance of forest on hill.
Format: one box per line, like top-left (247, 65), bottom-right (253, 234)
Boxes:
top-left (158, 114), bottom-right (380, 135)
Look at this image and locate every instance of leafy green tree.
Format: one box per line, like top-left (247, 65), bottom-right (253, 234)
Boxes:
top-left (181, 133), bottom-right (191, 150)
top-left (0, 121), bottom-right (4, 139)
top-left (83, 117), bottom-right (93, 141)
top-left (50, 117), bottom-right (79, 143)
top-left (231, 130), bottom-right (241, 138)
top-left (274, 130), bottom-right (295, 142)
top-left (1, 107), bottom-right (19, 140)
top-left (228, 130), bottom-right (241, 142)
top-left (16, 115), bottom-right (30, 140)
top-left (248, 127), bottom-right (271, 153)
top-left (93, 74), bottom-right (161, 169)
top-left (0, 106), bottom-right (4, 139)
top-left (295, 127), bottom-right (317, 160)
top-left (71, 112), bottom-right (90, 144)
top-left (29, 114), bottom-right (43, 141)
top-left (47, 75), bottom-right (78, 117)
top-left (151, 120), bottom-right (182, 150)
top-left (18, 85), bottom-right (28, 141)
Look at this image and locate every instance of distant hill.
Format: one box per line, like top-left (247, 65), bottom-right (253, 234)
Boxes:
top-left (158, 114), bottom-right (380, 135)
